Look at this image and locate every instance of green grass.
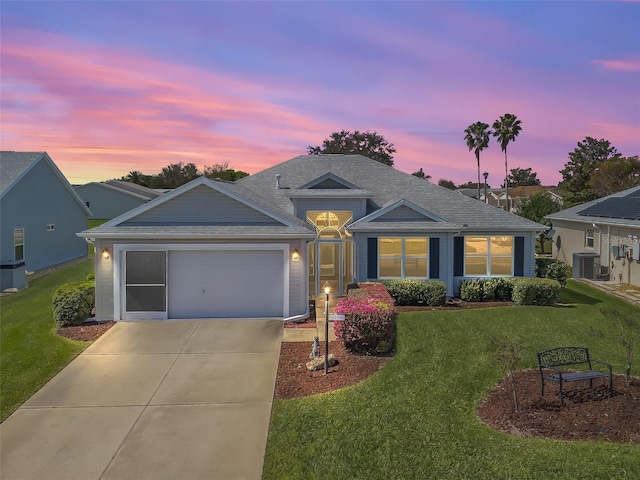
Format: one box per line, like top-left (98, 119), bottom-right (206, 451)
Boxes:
top-left (264, 280), bottom-right (640, 479)
top-left (0, 259), bottom-right (94, 421)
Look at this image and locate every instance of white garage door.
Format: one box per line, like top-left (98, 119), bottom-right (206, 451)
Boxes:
top-left (168, 250), bottom-right (284, 318)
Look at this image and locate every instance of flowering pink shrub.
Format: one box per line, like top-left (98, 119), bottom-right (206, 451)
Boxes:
top-left (333, 283), bottom-right (395, 354)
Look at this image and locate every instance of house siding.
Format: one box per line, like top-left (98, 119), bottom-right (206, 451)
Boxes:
top-left (75, 183), bottom-right (149, 219)
top-left (553, 219), bottom-right (640, 286)
top-left (124, 185), bottom-right (280, 225)
top-left (1, 159), bottom-right (88, 272)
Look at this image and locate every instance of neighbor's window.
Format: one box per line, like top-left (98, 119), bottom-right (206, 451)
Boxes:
top-left (379, 237), bottom-right (428, 278)
top-left (465, 236), bottom-right (513, 277)
top-left (46, 224), bottom-right (55, 231)
top-left (585, 228), bottom-right (595, 248)
top-left (14, 228), bottom-right (24, 261)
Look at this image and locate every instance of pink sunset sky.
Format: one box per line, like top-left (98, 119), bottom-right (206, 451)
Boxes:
top-left (1, 1), bottom-right (638, 186)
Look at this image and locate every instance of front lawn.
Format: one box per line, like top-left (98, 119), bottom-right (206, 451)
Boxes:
top-left (264, 280), bottom-right (640, 479)
top-left (0, 259), bottom-right (94, 421)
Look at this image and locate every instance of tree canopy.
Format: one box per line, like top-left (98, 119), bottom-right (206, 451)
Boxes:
top-left (559, 137), bottom-right (621, 206)
top-left (516, 192), bottom-right (562, 252)
top-left (504, 167), bottom-right (541, 187)
top-left (120, 162), bottom-right (249, 189)
top-left (589, 155), bottom-right (640, 197)
top-left (438, 178), bottom-right (457, 190)
top-left (308, 130), bottom-right (396, 166)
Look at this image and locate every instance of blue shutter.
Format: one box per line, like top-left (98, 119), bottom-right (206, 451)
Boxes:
top-left (367, 237), bottom-right (378, 279)
top-left (514, 236), bottom-right (525, 277)
top-left (429, 237), bottom-right (440, 279)
top-left (453, 236), bottom-right (464, 276)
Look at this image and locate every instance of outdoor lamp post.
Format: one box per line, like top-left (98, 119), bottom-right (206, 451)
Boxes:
top-left (323, 281), bottom-right (331, 374)
top-left (483, 171), bottom-right (489, 204)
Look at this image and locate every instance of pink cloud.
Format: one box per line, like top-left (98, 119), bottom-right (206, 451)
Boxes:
top-left (592, 59), bottom-right (640, 72)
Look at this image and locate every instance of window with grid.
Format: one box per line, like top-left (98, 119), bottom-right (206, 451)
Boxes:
top-left (14, 228), bottom-right (24, 261)
top-left (465, 236), bottom-right (513, 277)
top-left (379, 237), bottom-right (428, 278)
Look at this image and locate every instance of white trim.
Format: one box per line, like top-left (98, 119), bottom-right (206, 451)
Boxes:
top-left (113, 243), bottom-right (290, 320)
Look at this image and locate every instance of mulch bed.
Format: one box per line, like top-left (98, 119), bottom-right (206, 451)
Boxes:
top-left (478, 369), bottom-right (640, 444)
top-left (57, 321), bottom-right (115, 342)
top-left (274, 341), bottom-right (391, 399)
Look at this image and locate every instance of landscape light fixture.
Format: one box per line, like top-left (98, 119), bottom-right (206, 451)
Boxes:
top-left (101, 248), bottom-right (111, 260)
top-left (323, 281), bottom-right (331, 374)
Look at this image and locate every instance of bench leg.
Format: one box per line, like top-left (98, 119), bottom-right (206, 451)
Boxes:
top-left (559, 379), bottom-right (564, 405)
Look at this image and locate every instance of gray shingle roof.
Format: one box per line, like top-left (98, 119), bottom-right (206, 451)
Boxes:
top-left (0, 151), bottom-right (46, 195)
top-left (547, 186), bottom-right (640, 227)
top-left (239, 155), bottom-right (544, 231)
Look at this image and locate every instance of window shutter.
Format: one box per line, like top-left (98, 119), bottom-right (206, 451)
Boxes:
top-left (429, 237), bottom-right (440, 279)
top-left (453, 236), bottom-right (464, 276)
top-left (367, 237), bottom-right (378, 279)
top-left (514, 236), bottom-right (525, 277)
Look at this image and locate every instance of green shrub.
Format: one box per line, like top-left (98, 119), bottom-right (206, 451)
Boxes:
top-left (86, 271), bottom-right (95, 281)
top-left (381, 280), bottom-right (446, 306)
top-left (459, 279), bottom-right (485, 302)
top-left (511, 278), bottom-right (561, 306)
top-left (482, 278), bottom-right (514, 301)
top-left (52, 280), bottom-right (95, 327)
top-left (535, 258), bottom-right (568, 287)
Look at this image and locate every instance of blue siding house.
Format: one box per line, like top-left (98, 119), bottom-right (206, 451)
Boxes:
top-left (0, 151), bottom-right (90, 290)
top-left (75, 180), bottom-right (162, 220)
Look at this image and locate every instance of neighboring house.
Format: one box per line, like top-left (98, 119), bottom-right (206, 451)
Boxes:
top-left (547, 186), bottom-right (640, 286)
top-left (480, 186), bottom-right (563, 212)
top-left (79, 155), bottom-right (544, 321)
top-left (75, 180), bottom-right (163, 219)
top-left (1, 151), bottom-right (91, 290)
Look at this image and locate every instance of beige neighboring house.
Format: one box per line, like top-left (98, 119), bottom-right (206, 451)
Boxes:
top-left (481, 186), bottom-right (563, 212)
top-left (546, 186), bottom-right (640, 286)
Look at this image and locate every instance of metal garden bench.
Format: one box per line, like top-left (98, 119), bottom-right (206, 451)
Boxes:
top-left (537, 347), bottom-right (613, 405)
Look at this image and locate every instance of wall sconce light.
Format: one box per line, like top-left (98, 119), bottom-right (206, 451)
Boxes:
top-left (292, 248), bottom-right (300, 261)
top-left (101, 248), bottom-right (111, 260)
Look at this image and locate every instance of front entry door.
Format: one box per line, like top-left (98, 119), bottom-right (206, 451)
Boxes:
top-left (318, 240), bottom-right (341, 295)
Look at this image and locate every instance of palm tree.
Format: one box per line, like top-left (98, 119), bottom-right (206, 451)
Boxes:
top-left (492, 114), bottom-right (522, 212)
top-left (464, 122), bottom-right (491, 201)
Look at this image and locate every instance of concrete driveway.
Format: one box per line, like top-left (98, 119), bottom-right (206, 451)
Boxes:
top-left (0, 318), bottom-right (283, 480)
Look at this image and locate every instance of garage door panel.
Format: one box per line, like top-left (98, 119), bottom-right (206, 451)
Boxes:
top-left (168, 250), bottom-right (284, 318)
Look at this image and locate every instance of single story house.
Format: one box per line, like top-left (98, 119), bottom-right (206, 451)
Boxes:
top-left (1, 151), bottom-right (90, 290)
top-left (547, 186), bottom-right (640, 286)
top-left (79, 154), bottom-right (545, 321)
top-left (75, 180), bottom-right (163, 220)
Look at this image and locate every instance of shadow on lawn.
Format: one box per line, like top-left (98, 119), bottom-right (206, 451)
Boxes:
top-left (558, 288), bottom-right (602, 306)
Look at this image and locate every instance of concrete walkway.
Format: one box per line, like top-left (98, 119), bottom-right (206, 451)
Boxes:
top-left (0, 318), bottom-right (282, 480)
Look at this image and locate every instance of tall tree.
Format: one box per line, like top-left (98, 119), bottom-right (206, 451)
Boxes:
top-left (589, 155), bottom-right (640, 197)
top-left (308, 130), bottom-right (396, 166)
top-left (559, 137), bottom-right (621, 206)
top-left (125, 170), bottom-right (148, 186)
top-left (203, 162), bottom-right (250, 181)
top-left (492, 114), bottom-right (522, 211)
top-left (517, 192), bottom-right (562, 252)
top-left (464, 121), bottom-right (490, 201)
top-left (411, 168), bottom-right (431, 180)
top-left (159, 162), bottom-right (200, 188)
top-left (504, 167), bottom-right (541, 187)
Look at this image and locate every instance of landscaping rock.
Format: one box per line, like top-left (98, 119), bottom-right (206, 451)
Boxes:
top-left (306, 354), bottom-right (339, 371)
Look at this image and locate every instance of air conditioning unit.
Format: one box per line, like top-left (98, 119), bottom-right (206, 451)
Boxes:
top-left (572, 253), bottom-right (600, 280)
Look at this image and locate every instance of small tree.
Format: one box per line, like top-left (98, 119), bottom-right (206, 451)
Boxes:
top-left (600, 307), bottom-right (638, 385)
top-left (490, 333), bottom-right (522, 413)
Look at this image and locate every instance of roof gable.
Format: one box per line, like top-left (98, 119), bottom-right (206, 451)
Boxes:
top-left (368, 200), bottom-right (442, 223)
top-left (299, 172), bottom-right (361, 190)
top-left (105, 177), bottom-right (299, 227)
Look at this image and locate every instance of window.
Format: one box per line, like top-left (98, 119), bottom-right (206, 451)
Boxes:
top-left (379, 237), bottom-right (428, 278)
top-left (306, 210), bottom-right (352, 238)
top-left (46, 224), bottom-right (55, 231)
top-left (14, 228), bottom-right (24, 261)
top-left (585, 228), bottom-right (595, 248)
top-left (465, 236), bottom-right (513, 277)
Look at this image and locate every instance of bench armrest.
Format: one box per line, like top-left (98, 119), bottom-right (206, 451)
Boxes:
top-left (591, 359), bottom-right (613, 373)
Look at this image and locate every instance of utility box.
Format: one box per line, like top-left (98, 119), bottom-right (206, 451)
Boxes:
top-left (0, 260), bottom-right (27, 291)
top-left (572, 253), bottom-right (600, 280)
top-left (633, 242), bottom-right (640, 261)
top-left (611, 245), bottom-right (622, 259)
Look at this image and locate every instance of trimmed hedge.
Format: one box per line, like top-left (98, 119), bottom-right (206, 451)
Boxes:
top-left (52, 280), bottom-right (95, 327)
top-left (381, 279), bottom-right (447, 306)
top-left (334, 283), bottom-right (395, 354)
top-left (535, 258), bottom-right (568, 286)
top-left (511, 278), bottom-right (561, 306)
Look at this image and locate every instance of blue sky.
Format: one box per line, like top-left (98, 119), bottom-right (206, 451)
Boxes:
top-left (1, 1), bottom-right (638, 185)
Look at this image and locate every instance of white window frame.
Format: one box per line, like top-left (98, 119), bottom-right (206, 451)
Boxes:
top-left (46, 224), bottom-right (55, 231)
top-left (464, 236), bottom-right (514, 277)
top-left (585, 228), bottom-right (595, 249)
top-left (378, 237), bottom-right (429, 279)
top-left (14, 228), bottom-right (24, 261)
